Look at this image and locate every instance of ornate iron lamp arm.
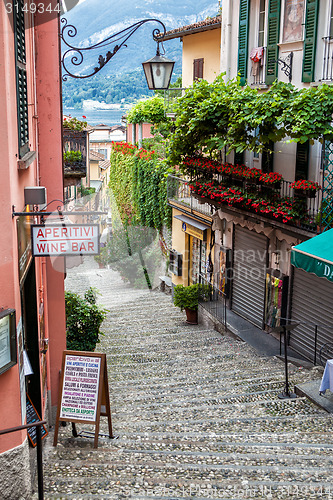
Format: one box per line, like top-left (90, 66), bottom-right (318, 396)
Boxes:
top-left (60, 17), bottom-right (167, 81)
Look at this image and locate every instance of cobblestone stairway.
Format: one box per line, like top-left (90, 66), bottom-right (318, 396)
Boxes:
top-left (40, 263), bottom-right (333, 499)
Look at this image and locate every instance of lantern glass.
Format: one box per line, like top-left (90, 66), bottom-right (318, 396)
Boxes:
top-left (142, 54), bottom-right (175, 90)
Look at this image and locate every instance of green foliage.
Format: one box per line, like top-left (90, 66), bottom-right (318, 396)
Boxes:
top-left (127, 95), bottom-right (166, 124)
top-left (173, 284), bottom-right (210, 312)
top-left (109, 143), bottom-right (173, 229)
top-left (79, 186), bottom-right (96, 197)
top-left (65, 288), bottom-right (108, 352)
top-left (64, 150), bottom-right (83, 163)
top-left (63, 116), bottom-right (87, 131)
top-left (168, 76), bottom-right (333, 165)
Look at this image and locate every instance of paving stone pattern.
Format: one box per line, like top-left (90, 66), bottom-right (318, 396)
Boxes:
top-left (40, 258), bottom-right (333, 499)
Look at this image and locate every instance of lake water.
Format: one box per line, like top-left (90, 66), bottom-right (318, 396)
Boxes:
top-left (63, 107), bottom-right (127, 127)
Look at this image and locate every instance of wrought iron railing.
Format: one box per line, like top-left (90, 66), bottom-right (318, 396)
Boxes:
top-left (198, 274), bottom-right (227, 330)
top-left (322, 37), bottom-right (333, 81)
top-left (167, 174), bottom-right (212, 217)
top-left (0, 420), bottom-right (46, 499)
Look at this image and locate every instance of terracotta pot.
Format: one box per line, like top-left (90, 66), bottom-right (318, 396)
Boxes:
top-left (185, 308), bottom-right (198, 325)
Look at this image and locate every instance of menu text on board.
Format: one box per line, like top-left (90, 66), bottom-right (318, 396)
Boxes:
top-left (60, 354), bottom-right (101, 421)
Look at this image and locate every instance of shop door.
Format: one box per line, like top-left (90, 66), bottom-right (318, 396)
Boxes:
top-left (22, 260), bottom-right (41, 416)
top-left (189, 235), bottom-right (206, 285)
top-left (232, 226), bottom-right (267, 328)
top-left (290, 268), bottom-right (333, 362)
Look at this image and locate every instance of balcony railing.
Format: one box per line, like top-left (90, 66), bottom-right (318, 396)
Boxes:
top-left (322, 36), bottom-right (333, 81)
top-left (250, 47), bottom-right (266, 86)
top-left (168, 174), bottom-right (322, 234)
top-left (167, 174), bottom-right (212, 218)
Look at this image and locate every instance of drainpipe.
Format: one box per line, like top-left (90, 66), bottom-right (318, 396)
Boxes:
top-left (221, 0), bottom-right (233, 81)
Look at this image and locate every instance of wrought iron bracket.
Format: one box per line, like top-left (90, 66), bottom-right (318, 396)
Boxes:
top-left (60, 17), bottom-right (167, 81)
top-left (275, 52), bottom-right (293, 82)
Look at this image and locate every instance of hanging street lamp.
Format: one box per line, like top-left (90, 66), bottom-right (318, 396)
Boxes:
top-left (60, 18), bottom-right (174, 90)
top-left (142, 42), bottom-right (175, 90)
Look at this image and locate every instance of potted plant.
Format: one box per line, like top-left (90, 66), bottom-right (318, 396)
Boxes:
top-left (173, 283), bottom-right (210, 324)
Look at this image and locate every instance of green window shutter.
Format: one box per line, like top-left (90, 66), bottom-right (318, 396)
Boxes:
top-left (14, 0), bottom-right (29, 158)
top-left (302, 0), bottom-right (319, 83)
top-left (237, 0), bottom-right (250, 86)
top-left (295, 141), bottom-right (309, 180)
top-left (265, 0), bottom-right (281, 85)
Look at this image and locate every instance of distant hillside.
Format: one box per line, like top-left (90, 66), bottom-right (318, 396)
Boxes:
top-left (61, 0), bottom-right (220, 107)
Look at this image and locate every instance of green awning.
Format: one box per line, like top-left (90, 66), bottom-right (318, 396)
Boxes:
top-left (291, 229), bottom-right (333, 282)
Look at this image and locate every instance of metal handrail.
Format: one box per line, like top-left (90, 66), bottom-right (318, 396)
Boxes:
top-left (0, 420), bottom-right (46, 500)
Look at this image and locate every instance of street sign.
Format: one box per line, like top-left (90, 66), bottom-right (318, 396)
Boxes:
top-left (32, 224), bottom-right (100, 256)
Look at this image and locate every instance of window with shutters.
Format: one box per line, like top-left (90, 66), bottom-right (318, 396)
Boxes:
top-left (193, 58), bottom-right (204, 81)
top-left (250, 0), bottom-right (267, 85)
top-left (265, 0), bottom-right (281, 85)
top-left (302, 0), bottom-right (319, 82)
top-left (14, 0), bottom-right (30, 159)
top-left (238, 0), bottom-right (250, 86)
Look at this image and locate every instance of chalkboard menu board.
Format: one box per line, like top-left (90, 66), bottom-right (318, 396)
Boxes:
top-left (26, 394), bottom-right (48, 447)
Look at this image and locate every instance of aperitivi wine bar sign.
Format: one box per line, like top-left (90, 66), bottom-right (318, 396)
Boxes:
top-left (32, 224), bottom-right (99, 256)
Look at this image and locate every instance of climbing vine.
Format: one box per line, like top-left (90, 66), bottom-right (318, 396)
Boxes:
top-left (127, 95), bottom-right (167, 124)
top-left (168, 75), bottom-right (333, 165)
top-left (109, 142), bottom-right (173, 229)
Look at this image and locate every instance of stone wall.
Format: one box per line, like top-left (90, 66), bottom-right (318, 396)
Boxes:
top-left (1, 438), bottom-right (31, 499)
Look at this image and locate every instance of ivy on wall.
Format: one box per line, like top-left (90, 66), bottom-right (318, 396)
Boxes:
top-left (168, 75), bottom-right (333, 165)
top-left (109, 142), bottom-right (173, 230)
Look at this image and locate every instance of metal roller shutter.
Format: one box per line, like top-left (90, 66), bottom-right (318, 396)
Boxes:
top-left (232, 227), bottom-right (267, 327)
top-left (290, 268), bottom-right (333, 362)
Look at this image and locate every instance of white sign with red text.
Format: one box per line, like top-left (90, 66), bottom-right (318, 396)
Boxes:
top-left (32, 224), bottom-right (100, 256)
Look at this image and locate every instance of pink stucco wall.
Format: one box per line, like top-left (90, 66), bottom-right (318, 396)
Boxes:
top-left (127, 123), bottom-right (155, 144)
top-left (0, 2), bottom-right (66, 453)
top-left (35, 9), bottom-right (66, 408)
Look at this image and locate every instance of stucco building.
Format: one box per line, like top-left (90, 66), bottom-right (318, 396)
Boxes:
top-left (0, 1), bottom-right (66, 496)
top-left (166, 3), bottom-right (333, 363)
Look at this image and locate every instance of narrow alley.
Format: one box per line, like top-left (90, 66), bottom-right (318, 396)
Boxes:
top-left (40, 258), bottom-right (333, 499)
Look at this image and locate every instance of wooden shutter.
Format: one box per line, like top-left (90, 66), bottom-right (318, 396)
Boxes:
top-left (193, 58), bottom-right (204, 81)
top-left (14, 0), bottom-right (29, 158)
top-left (302, 0), bottom-right (319, 83)
top-left (234, 151), bottom-right (244, 165)
top-left (295, 141), bottom-right (309, 180)
top-left (237, 0), bottom-right (250, 86)
top-left (262, 141), bottom-right (274, 173)
top-left (265, 0), bottom-right (281, 85)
